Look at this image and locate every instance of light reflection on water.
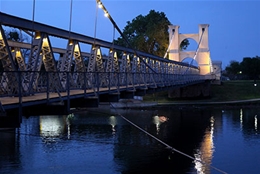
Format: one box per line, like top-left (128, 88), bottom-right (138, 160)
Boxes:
top-left (1, 107), bottom-right (260, 173)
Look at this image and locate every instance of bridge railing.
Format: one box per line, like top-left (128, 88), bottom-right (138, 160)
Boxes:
top-left (0, 71), bottom-right (206, 98)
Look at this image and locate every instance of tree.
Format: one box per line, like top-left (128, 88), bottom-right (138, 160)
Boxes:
top-left (5, 29), bottom-right (30, 63)
top-left (224, 56), bottom-right (260, 80)
top-left (114, 10), bottom-right (189, 58)
top-left (240, 57), bottom-right (260, 79)
top-left (225, 60), bottom-right (241, 79)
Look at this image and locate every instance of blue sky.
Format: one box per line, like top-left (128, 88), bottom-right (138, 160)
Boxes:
top-left (1, 0), bottom-right (260, 68)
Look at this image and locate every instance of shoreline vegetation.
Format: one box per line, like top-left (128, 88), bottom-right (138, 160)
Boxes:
top-left (142, 80), bottom-right (260, 107)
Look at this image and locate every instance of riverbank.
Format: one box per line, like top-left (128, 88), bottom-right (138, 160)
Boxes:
top-left (144, 80), bottom-right (260, 104)
top-left (98, 80), bottom-right (260, 109)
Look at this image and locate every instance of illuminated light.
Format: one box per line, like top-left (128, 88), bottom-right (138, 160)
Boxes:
top-left (35, 31), bottom-right (41, 39)
top-left (98, 2), bottom-right (103, 8)
top-left (16, 50), bottom-right (22, 57)
top-left (74, 44), bottom-right (79, 52)
top-left (255, 115), bottom-right (258, 131)
top-left (11, 47), bottom-right (15, 52)
top-left (69, 39), bottom-right (73, 45)
top-left (104, 11), bottom-right (109, 17)
top-left (254, 83), bottom-right (257, 87)
top-left (42, 37), bottom-right (49, 47)
top-left (43, 37), bottom-right (48, 43)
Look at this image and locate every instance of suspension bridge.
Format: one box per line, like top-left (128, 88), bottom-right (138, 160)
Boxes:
top-left (0, 0), bottom-right (218, 127)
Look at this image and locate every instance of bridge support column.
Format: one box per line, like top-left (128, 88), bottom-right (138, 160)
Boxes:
top-left (168, 24), bottom-right (212, 75)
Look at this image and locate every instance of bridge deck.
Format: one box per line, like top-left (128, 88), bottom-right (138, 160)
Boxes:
top-left (0, 84), bottom-right (151, 110)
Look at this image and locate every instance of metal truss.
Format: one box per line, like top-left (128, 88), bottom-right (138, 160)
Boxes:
top-left (24, 32), bottom-right (62, 95)
top-left (12, 48), bottom-right (26, 71)
top-left (58, 39), bottom-right (75, 88)
top-left (126, 54), bottom-right (134, 89)
top-left (41, 33), bottom-right (62, 92)
top-left (119, 53), bottom-right (127, 85)
top-left (87, 45), bottom-right (106, 95)
top-left (0, 25), bottom-right (19, 95)
top-left (72, 42), bottom-right (86, 88)
top-left (23, 32), bottom-right (44, 93)
top-left (106, 49), bottom-right (119, 87)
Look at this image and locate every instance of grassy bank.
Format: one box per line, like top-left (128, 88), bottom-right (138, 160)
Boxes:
top-left (143, 80), bottom-right (260, 102)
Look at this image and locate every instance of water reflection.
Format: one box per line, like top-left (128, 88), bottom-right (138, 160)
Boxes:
top-left (153, 115), bottom-right (168, 134)
top-left (39, 115), bottom-right (66, 143)
top-left (109, 115), bottom-right (117, 133)
top-left (194, 116), bottom-right (215, 174)
top-left (2, 107), bottom-right (260, 173)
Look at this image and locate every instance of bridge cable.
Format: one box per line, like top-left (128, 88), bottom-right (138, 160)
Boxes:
top-left (31, 0), bottom-right (36, 41)
top-left (94, 1), bottom-right (100, 46)
top-left (184, 28), bottom-right (205, 74)
top-left (69, 0), bottom-right (73, 38)
top-left (163, 32), bottom-right (174, 59)
top-left (110, 102), bottom-right (228, 174)
top-left (96, 0), bottom-right (157, 74)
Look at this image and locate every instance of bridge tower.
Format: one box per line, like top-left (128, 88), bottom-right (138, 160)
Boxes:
top-left (168, 24), bottom-right (212, 75)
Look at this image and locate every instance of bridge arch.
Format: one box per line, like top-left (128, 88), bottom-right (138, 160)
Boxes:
top-left (168, 24), bottom-right (212, 75)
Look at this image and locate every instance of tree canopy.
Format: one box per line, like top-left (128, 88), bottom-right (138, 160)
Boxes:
top-left (114, 10), bottom-right (189, 58)
top-left (224, 56), bottom-right (260, 80)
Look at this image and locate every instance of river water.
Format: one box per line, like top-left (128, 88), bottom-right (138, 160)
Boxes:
top-left (1, 104), bottom-right (260, 174)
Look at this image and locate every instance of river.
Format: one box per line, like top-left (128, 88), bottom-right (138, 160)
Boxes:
top-left (1, 104), bottom-right (260, 174)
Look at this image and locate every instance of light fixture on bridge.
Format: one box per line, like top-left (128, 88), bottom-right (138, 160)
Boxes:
top-left (11, 47), bottom-right (15, 52)
top-left (104, 11), bottom-right (109, 17)
top-left (98, 1), bottom-right (103, 8)
top-left (69, 39), bottom-right (74, 45)
top-left (35, 31), bottom-right (41, 39)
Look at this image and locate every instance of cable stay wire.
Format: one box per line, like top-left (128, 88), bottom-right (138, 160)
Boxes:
top-left (183, 28), bottom-right (205, 74)
top-left (110, 102), bottom-right (228, 174)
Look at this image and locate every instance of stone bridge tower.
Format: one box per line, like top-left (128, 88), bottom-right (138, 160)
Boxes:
top-left (168, 24), bottom-right (212, 75)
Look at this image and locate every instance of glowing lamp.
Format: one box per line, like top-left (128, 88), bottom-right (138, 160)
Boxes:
top-left (35, 31), bottom-right (41, 39)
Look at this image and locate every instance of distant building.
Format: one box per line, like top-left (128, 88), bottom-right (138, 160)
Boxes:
top-left (212, 61), bottom-right (222, 85)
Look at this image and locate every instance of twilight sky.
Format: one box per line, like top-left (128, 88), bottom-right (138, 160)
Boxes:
top-left (1, 0), bottom-right (260, 68)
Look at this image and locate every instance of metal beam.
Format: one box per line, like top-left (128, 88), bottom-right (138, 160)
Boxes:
top-left (0, 12), bottom-right (198, 67)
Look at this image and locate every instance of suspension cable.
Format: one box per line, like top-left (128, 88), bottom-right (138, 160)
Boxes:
top-left (69, 0), bottom-right (73, 38)
top-left (96, 0), bottom-right (157, 74)
top-left (163, 33), bottom-right (174, 58)
top-left (93, 1), bottom-right (99, 46)
top-left (183, 28), bottom-right (205, 74)
top-left (110, 103), bottom-right (227, 174)
top-left (31, 0), bottom-right (36, 39)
